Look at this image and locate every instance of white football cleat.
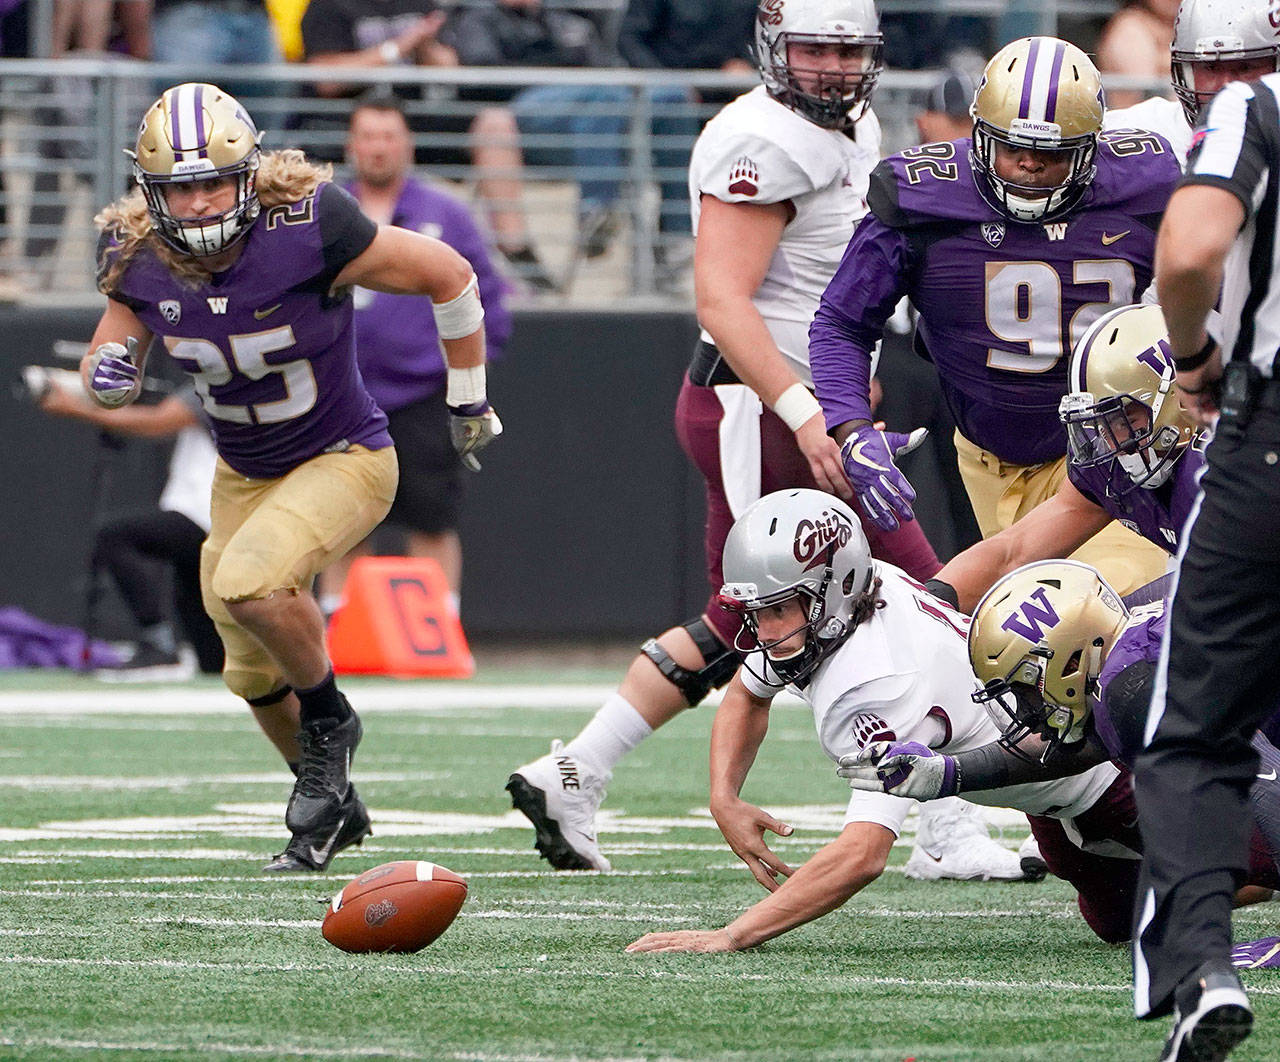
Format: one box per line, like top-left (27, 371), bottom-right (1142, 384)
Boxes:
top-left (904, 798), bottom-right (1030, 881)
top-left (506, 740), bottom-right (611, 871)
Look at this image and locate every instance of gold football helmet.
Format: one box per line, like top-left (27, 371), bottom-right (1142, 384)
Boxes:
top-left (130, 82), bottom-right (262, 256)
top-left (970, 37), bottom-right (1104, 222)
top-left (1059, 304), bottom-right (1198, 493)
top-left (968, 560), bottom-right (1129, 760)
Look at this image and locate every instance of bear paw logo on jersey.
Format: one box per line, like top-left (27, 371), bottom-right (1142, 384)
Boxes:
top-left (728, 157), bottom-right (760, 197)
top-left (851, 712), bottom-right (896, 749)
top-left (793, 508), bottom-right (854, 571)
top-left (758, 0), bottom-right (783, 27)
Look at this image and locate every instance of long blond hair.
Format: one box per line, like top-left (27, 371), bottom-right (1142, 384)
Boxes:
top-left (96, 149), bottom-right (334, 293)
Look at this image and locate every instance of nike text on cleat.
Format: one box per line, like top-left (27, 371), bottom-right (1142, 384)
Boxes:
top-left (1160, 962), bottom-right (1252, 1062)
top-left (263, 787), bottom-right (372, 873)
top-left (506, 739), bottom-right (611, 871)
top-left (285, 710), bottom-right (362, 835)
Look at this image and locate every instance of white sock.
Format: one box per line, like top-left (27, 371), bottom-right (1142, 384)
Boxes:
top-left (564, 693), bottom-right (653, 775)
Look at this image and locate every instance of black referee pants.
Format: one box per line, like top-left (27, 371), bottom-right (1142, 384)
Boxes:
top-left (1133, 400), bottom-right (1280, 1019)
top-left (93, 508), bottom-right (223, 675)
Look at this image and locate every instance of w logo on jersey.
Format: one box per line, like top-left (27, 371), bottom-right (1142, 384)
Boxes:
top-left (999, 587), bottom-right (1061, 643)
top-left (207, 297), bottom-right (228, 314)
top-left (981, 222), bottom-right (1004, 248)
top-left (1043, 222), bottom-right (1069, 241)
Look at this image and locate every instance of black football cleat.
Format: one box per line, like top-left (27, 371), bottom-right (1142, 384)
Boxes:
top-left (264, 787), bottom-right (372, 873)
top-left (1159, 961), bottom-right (1253, 1062)
top-left (285, 710), bottom-right (362, 835)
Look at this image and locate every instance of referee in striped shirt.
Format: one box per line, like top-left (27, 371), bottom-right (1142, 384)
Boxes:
top-left (1135, 75), bottom-right (1280, 1061)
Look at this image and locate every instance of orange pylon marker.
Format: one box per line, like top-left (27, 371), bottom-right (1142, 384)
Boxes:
top-left (327, 557), bottom-right (474, 678)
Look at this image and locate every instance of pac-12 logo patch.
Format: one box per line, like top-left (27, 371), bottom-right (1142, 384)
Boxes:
top-left (728, 156), bottom-right (759, 197)
top-left (159, 300), bottom-right (181, 325)
top-left (981, 222), bottom-right (1005, 248)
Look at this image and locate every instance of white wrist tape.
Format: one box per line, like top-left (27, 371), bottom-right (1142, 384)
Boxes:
top-left (432, 273), bottom-right (485, 340)
top-left (446, 365), bottom-right (487, 408)
top-left (773, 383), bottom-right (822, 432)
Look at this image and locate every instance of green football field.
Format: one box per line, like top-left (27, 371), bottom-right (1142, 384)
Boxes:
top-left (0, 666), bottom-right (1276, 1061)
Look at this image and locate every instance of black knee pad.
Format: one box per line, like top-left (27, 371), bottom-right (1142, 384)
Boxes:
top-left (641, 616), bottom-right (740, 706)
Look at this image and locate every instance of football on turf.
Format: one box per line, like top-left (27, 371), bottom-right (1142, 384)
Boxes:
top-left (322, 860), bottom-right (467, 953)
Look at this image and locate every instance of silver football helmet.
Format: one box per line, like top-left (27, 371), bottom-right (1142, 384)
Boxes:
top-left (753, 0), bottom-right (884, 128)
top-left (969, 560), bottom-right (1129, 762)
top-left (1059, 303), bottom-right (1198, 493)
top-left (720, 488), bottom-right (874, 686)
top-left (970, 37), bottom-right (1105, 222)
top-left (130, 82), bottom-right (262, 256)
top-left (1172, 0), bottom-right (1280, 125)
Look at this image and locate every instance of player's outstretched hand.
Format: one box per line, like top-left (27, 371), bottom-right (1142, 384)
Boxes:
top-left (839, 424), bottom-right (926, 531)
top-left (447, 401), bottom-right (503, 472)
top-left (711, 795), bottom-right (795, 892)
top-left (837, 740), bottom-right (958, 800)
top-left (626, 928), bottom-right (740, 954)
top-left (86, 336), bottom-right (141, 408)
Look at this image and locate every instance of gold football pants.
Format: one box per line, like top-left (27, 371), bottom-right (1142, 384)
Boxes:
top-left (201, 444), bottom-right (398, 700)
top-left (953, 430), bottom-right (1166, 597)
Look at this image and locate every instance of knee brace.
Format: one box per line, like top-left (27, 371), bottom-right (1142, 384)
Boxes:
top-left (641, 616), bottom-right (740, 706)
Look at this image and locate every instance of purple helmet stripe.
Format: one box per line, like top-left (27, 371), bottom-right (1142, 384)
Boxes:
top-left (169, 85), bottom-right (185, 155)
top-left (1044, 41), bottom-right (1066, 121)
top-left (1019, 37), bottom-right (1041, 119)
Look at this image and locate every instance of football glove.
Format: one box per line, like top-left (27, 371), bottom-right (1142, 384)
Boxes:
top-left (836, 740), bottom-right (959, 800)
top-left (448, 400), bottom-right (503, 472)
top-left (840, 424), bottom-right (927, 531)
top-left (1231, 937), bottom-right (1280, 969)
top-left (87, 336), bottom-right (142, 408)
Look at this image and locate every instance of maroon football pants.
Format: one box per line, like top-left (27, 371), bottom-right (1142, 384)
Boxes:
top-left (674, 376), bottom-right (942, 645)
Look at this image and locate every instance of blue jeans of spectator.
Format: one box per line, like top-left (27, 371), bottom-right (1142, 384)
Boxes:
top-left (152, 1), bottom-right (281, 99)
top-left (511, 83), bottom-right (694, 235)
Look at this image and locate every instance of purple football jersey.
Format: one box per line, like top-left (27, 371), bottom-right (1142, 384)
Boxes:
top-left (1093, 608), bottom-right (1165, 765)
top-left (100, 183), bottom-right (392, 478)
top-left (811, 131), bottom-right (1181, 465)
top-left (1068, 446), bottom-right (1205, 555)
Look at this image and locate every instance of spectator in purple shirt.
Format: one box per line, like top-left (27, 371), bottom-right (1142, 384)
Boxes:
top-left (319, 97), bottom-right (512, 615)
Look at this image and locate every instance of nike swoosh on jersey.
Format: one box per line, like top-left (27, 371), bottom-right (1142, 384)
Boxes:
top-left (849, 439), bottom-right (890, 472)
top-left (1101, 231), bottom-right (1130, 246)
top-left (254, 303), bottom-right (282, 319)
top-left (307, 814), bottom-right (349, 866)
top-left (1258, 768), bottom-right (1278, 781)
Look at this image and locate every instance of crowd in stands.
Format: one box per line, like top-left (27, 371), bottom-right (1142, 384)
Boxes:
top-left (0, 0), bottom-right (1149, 298)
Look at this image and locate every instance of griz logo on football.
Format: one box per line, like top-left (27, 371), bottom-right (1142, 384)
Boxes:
top-left (759, 0), bottom-right (784, 27)
top-left (364, 899), bottom-right (399, 927)
top-left (999, 587), bottom-right (1061, 643)
top-left (793, 508), bottom-right (855, 573)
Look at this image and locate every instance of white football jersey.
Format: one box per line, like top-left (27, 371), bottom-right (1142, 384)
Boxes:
top-left (689, 86), bottom-right (881, 385)
top-left (1104, 96), bottom-right (1192, 165)
top-left (741, 566), bottom-right (1119, 835)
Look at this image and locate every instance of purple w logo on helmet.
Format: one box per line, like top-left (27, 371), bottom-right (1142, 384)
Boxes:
top-left (999, 587), bottom-right (1062, 643)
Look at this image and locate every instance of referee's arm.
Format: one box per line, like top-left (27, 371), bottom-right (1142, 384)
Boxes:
top-left (1155, 186), bottom-right (1243, 424)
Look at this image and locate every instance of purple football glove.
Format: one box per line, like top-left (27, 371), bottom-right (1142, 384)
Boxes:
top-left (1231, 937), bottom-right (1280, 969)
top-left (87, 336), bottom-right (141, 408)
top-left (837, 740), bottom-right (959, 800)
top-left (839, 424), bottom-right (927, 531)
